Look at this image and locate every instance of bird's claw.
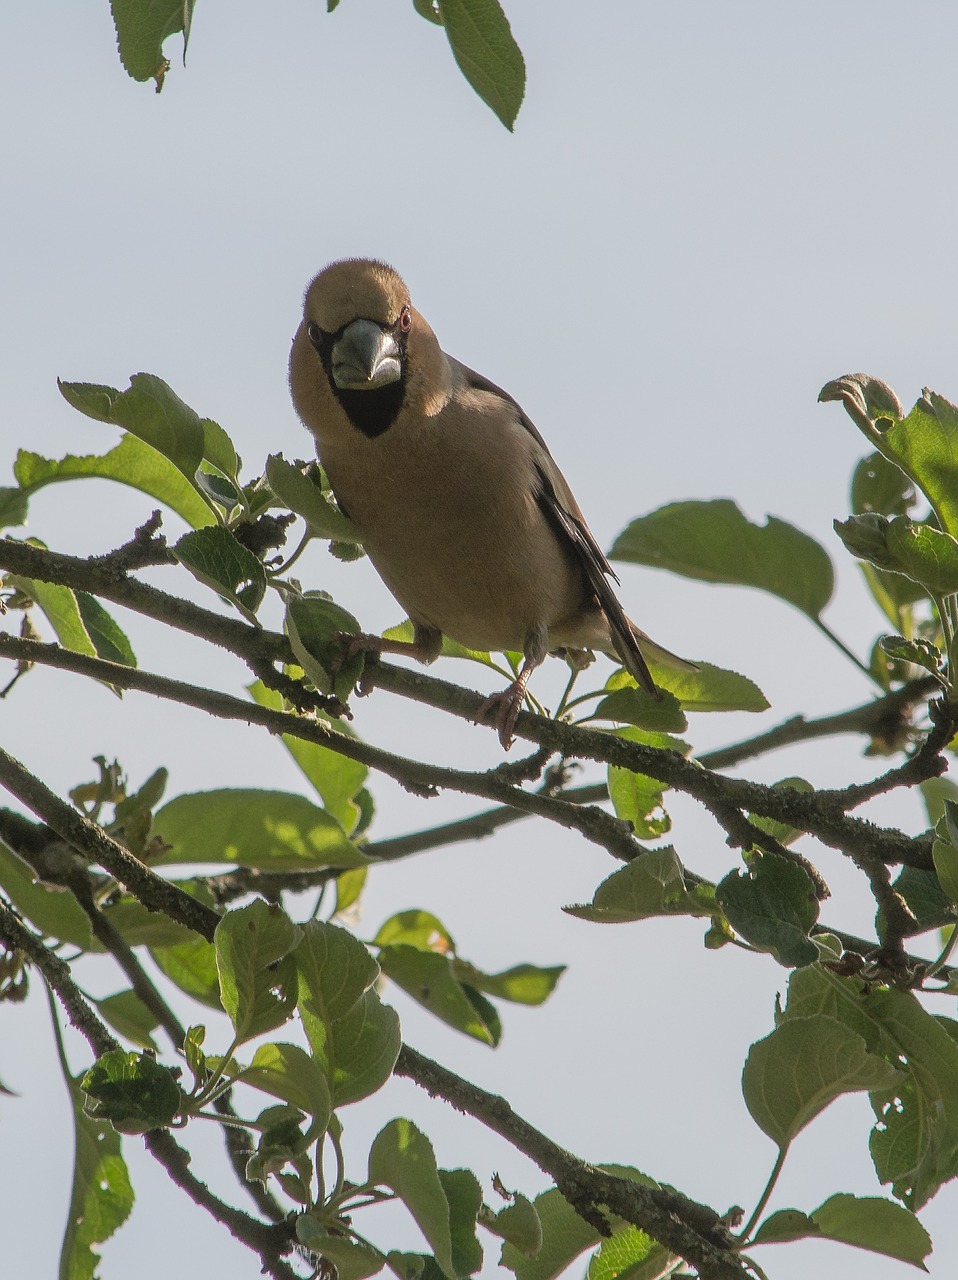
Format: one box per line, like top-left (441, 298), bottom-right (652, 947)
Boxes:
top-left (475, 685), bottom-right (523, 750)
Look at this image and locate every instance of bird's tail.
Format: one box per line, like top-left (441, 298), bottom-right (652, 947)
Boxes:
top-left (608, 616), bottom-right (698, 700)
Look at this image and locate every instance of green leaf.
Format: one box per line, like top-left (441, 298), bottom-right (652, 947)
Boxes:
top-left (751, 1208), bottom-right (818, 1245)
top-left (335, 866), bottom-right (368, 917)
top-left (920, 776), bottom-right (958, 828)
top-left (742, 1014), bottom-right (900, 1150)
top-left (717, 853), bottom-right (820, 967)
top-left (378, 944), bottom-right (498, 1045)
top-left (607, 750), bottom-right (670, 840)
top-left (59, 374), bottom-right (204, 479)
top-left (835, 513), bottom-right (958, 594)
top-left (14, 434), bottom-right (214, 528)
top-left (0, 842), bottom-right (93, 949)
top-left (880, 865), bottom-right (955, 938)
top-left (7, 573), bottom-right (95, 657)
top-left (373, 910), bottom-right (456, 953)
top-left (440, 1168), bottom-right (483, 1278)
top-left (650, 660), bottom-right (769, 714)
top-left (295, 920), bottom-right (399, 1104)
top-left (879, 634), bottom-right (943, 677)
top-left (587, 1225), bottom-right (673, 1280)
top-left (286, 592), bottom-right (365, 700)
top-left (247, 680), bottom-right (368, 835)
top-left (611, 499), bottom-right (834, 620)
top-left (99, 894), bottom-right (197, 948)
top-left (226, 1042), bottom-right (331, 1129)
top-left (200, 418), bottom-right (240, 481)
top-left (214, 900), bottom-right (302, 1045)
top-left (368, 1119), bottom-right (455, 1280)
top-left (265, 455), bottom-right (361, 542)
top-left (294, 1223), bottom-right (385, 1279)
top-left (75, 592), bottom-right (136, 667)
top-left (811, 1193), bottom-right (931, 1268)
top-left (438, 0), bottom-right (525, 131)
top-left (935, 818), bottom-right (958, 905)
top-left (319, 987), bottom-right (401, 1105)
top-left (80, 1050), bottom-right (182, 1134)
top-left (851, 451), bottom-right (915, 517)
top-left (780, 963), bottom-right (958, 1207)
top-left (149, 935), bottom-right (222, 1010)
top-left (93, 990), bottom-right (160, 1051)
top-left (153, 788), bottom-right (368, 871)
top-left (383, 619), bottom-right (509, 674)
top-left (499, 1186), bottom-right (601, 1280)
top-left (173, 526), bottom-right (267, 620)
top-left (564, 847), bottom-right (712, 924)
top-left (748, 777), bottom-right (813, 847)
top-left (483, 1192), bottom-right (542, 1257)
top-left (53, 1017), bottom-right (134, 1280)
top-left (592, 685), bottom-right (687, 733)
top-left (109, 0), bottom-right (194, 87)
top-left (0, 487), bottom-right (29, 529)
top-left (452, 962), bottom-right (565, 1006)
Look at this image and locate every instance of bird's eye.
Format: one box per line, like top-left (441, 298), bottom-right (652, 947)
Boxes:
top-left (398, 306), bottom-right (412, 333)
top-left (306, 321), bottom-right (323, 348)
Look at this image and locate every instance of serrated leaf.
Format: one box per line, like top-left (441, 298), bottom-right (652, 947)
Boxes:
top-left (266, 454), bottom-right (360, 542)
top-left (247, 680), bottom-right (368, 835)
top-left (751, 1208), bottom-right (818, 1245)
top-left (149, 935), bottom-right (222, 1010)
top-left (0, 487), bottom-right (29, 529)
top-left (173, 526), bottom-right (267, 620)
top-left (851, 451), bottom-right (916, 517)
top-left (373, 910), bottom-right (456, 953)
top-left (214, 901), bottom-right (302, 1045)
top-left (0, 842), bottom-right (93, 949)
top-left (587, 1225), bottom-right (673, 1280)
top-left (742, 1014), bottom-right (899, 1150)
top-left (879, 634), bottom-right (943, 676)
top-left (648, 659), bottom-right (769, 713)
top-left (109, 0), bottom-right (194, 87)
top-left (452, 962), bottom-right (565, 1006)
top-left (226, 1042), bottom-right (331, 1129)
top-left (811, 1193), bottom-right (931, 1268)
top-left (200, 417), bottom-right (239, 481)
top-left (611, 500), bottom-right (834, 620)
top-left (295, 920), bottom-right (399, 1104)
top-left (717, 853), bottom-right (819, 967)
top-left (14, 434), bottom-right (215, 528)
top-left (880, 865), bottom-right (955, 937)
top-left (378, 944), bottom-right (497, 1045)
top-left (153, 788), bottom-right (368, 871)
top-left (369, 1119), bottom-right (455, 1280)
top-left (440, 1168), bottom-right (483, 1278)
top-left (52, 1016), bottom-right (134, 1280)
top-left (80, 1050), bottom-right (182, 1134)
top-left (593, 685), bottom-right (687, 733)
top-left (438, 0), bottom-right (525, 131)
top-left (836, 514), bottom-right (958, 595)
top-left (483, 1192), bottom-right (542, 1257)
top-left (59, 374), bottom-right (204, 478)
top-left (780, 961), bottom-right (958, 1207)
top-left (93, 990), bottom-right (160, 1051)
top-left (294, 1223), bottom-right (385, 1279)
top-left (564, 847), bottom-right (710, 924)
top-left (286, 592), bottom-right (365, 699)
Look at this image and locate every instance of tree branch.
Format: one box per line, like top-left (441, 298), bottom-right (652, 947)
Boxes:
top-left (395, 1045), bottom-right (745, 1280)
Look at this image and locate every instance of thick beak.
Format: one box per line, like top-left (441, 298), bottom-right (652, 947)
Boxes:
top-left (331, 319), bottom-right (402, 391)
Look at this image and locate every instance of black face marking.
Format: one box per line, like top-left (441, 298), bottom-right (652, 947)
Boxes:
top-left (309, 317), bottom-right (409, 439)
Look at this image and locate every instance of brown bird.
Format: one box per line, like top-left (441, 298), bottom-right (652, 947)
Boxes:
top-left (289, 258), bottom-right (692, 747)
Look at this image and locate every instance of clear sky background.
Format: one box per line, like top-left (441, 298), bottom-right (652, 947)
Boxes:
top-left (2, 2), bottom-right (958, 1277)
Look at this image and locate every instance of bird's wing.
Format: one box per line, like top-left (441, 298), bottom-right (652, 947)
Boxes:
top-left (458, 363), bottom-right (659, 696)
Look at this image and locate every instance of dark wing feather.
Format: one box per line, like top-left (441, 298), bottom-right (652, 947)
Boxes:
top-left (459, 362), bottom-right (659, 697)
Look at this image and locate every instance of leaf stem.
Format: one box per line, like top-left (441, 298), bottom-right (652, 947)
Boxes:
top-left (738, 1146), bottom-right (788, 1243)
top-left (811, 616), bottom-right (875, 682)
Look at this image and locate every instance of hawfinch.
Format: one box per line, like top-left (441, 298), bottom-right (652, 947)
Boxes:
top-left (289, 259), bottom-right (690, 747)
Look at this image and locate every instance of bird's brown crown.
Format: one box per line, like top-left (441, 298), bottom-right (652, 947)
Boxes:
top-left (303, 258), bottom-right (410, 334)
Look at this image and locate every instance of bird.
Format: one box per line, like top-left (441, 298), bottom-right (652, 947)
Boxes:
top-left (289, 258), bottom-right (693, 748)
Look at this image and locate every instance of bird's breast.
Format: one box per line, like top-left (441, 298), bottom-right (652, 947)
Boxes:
top-left (320, 418), bottom-right (587, 653)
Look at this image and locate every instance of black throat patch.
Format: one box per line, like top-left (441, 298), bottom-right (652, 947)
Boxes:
top-left (310, 324), bottom-right (408, 439)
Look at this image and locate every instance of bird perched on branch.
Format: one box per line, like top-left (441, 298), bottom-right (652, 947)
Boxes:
top-left (289, 258), bottom-right (692, 748)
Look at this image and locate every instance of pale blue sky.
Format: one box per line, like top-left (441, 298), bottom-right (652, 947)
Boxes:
top-left (2, 3), bottom-right (957, 1277)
